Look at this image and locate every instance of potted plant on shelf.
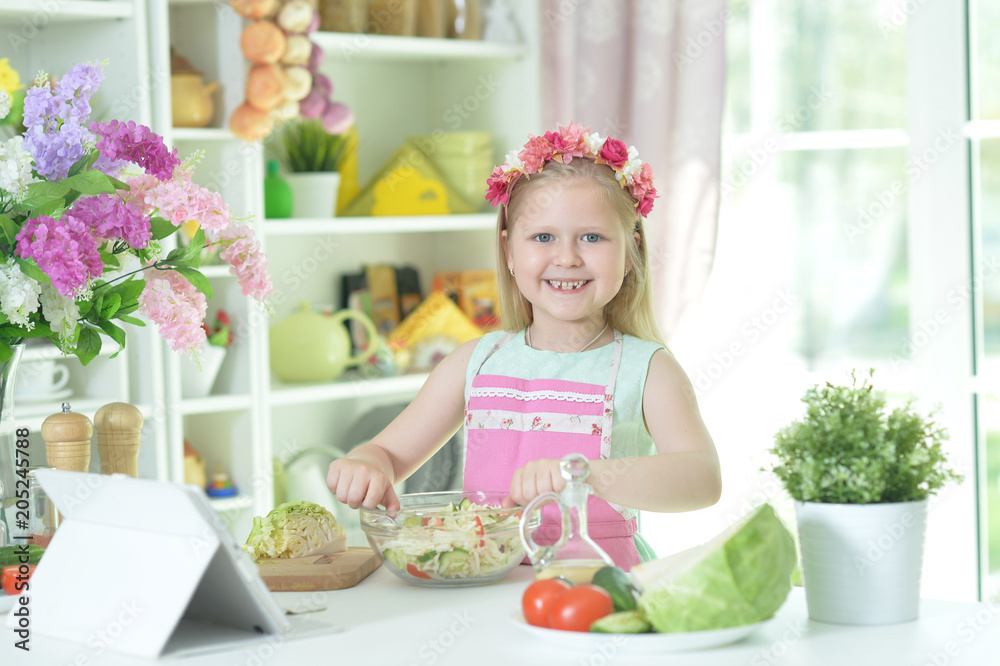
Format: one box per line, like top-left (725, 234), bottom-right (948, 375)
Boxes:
top-left (769, 371), bottom-right (963, 625)
top-left (272, 119), bottom-right (354, 219)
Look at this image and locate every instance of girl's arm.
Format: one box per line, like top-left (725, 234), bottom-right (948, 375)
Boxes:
top-left (590, 349), bottom-right (721, 511)
top-left (326, 337), bottom-right (477, 509)
top-left (506, 349), bottom-right (722, 512)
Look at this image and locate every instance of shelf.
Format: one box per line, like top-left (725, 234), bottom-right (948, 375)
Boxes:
top-left (170, 128), bottom-right (237, 142)
top-left (263, 213), bottom-right (496, 236)
top-left (21, 346), bottom-right (118, 363)
top-left (0, 1), bottom-right (133, 22)
top-left (269, 372), bottom-right (429, 406)
top-left (313, 31), bottom-right (527, 62)
top-left (200, 264), bottom-right (235, 278)
top-left (180, 393), bottom-right (253, 415)
top-left (208, 495), bottom-right (253, 512)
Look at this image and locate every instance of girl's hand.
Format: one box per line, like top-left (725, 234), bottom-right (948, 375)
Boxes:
top-left (503, 459), bottom-right (566, 507)
top-left (327, 457), bottom-right (400, 510)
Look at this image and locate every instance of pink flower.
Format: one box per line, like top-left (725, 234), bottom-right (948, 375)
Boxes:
top-left (544, 130), bottom-right (568, 152)
top-left (138, 269), bottom-right (208, 353)
top-left (90, 120), bottom-right (180, 181)
top-left (631, 162), bottom-right (655, 200)
top-left (68, 193), bottom-right (151, 248)
top-left (598, 138), bottom-right (629, 169)
top-left (556, 122), bottom-right (589, 162)
top-left (518, 135), bottom-right (554, 173)
top-left (637, 190), bottom-right (657, 217)
top-left (15, 214), bottom-right (103, 296)
top-left (217, 225), bottom-right (273, 301)
top-left (485, 166), bottom-right (511, 206)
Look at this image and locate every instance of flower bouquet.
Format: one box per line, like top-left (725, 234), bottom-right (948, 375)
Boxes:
top-left (0, 61), bottom-right (273, 364)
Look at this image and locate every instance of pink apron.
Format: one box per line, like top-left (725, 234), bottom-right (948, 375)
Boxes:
top-left (463, 329), bottom-right (641, 571)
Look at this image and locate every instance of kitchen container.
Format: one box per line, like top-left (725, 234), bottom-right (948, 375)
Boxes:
top-left (359, 490), bottom-right (536, 587)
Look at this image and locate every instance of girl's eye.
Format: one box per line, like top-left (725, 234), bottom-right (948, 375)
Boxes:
top-left (533, 233), bottom-right (553, 243)
top-left (583, 233), bottom-right (602, 242)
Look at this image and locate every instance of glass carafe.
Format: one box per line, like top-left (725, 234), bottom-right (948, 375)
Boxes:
top-left (518, 453), bottom-right (614, 584)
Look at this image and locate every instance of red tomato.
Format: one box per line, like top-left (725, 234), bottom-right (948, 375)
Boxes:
top-left (1, 565), bottom-right (36, 596)
top-left (547, 584), bottom-right (614, 632)
top-left (406, 563), bottom-right (431, 579)
top-left (522, 578), bottom-right (573, 628)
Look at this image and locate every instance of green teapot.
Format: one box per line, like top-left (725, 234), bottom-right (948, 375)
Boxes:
top-left (269, 303), bottom-right (379, 382)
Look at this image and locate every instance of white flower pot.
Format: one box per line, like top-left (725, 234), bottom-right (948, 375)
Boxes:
top-left (795, 500), bottom-right (928, 625)
top-left (286, 172), bottom-right (341, 219)
top-left (181, 344), bottom-right (227, 398)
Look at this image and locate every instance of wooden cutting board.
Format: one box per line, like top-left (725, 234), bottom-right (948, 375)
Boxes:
top-left (257, 547), bottom-right (382, 592)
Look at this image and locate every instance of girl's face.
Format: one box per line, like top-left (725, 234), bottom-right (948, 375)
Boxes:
top-left (503, 179), bottom-right (632, 329)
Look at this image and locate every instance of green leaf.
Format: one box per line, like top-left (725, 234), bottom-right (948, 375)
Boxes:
top-left (99, 249), bottom-right (121, 269)
top-left (117, 314), bottom-right (146, 327)
top-left (100, 293), bottom-right (122, 319)
top-left (0, 214), bottom-right (18, 245)
top-left (108, 176), bottom-right (130, 191)
top-left (110, 278), bottom-right (146, 306)
top-left (76, 326), bottom-right (102, 365)
top-left (78, 300), bottom-right (93, 317)
top-left (172, 266), bottom-right (213, 299)
top-left (97, 320), bottom-right (126, 357)
top-left (14, 181), bottom-right (70, 211)
top-left (149, 217), bottom-right (180, 241)
top-left (15, 258), bottom-right (50, 285)
top-left (0, 339), bottom-right (11, 363)
top-left (67, 151), bottom-right (100, 177)
top-left (62, 170), bottom-right (116, 196)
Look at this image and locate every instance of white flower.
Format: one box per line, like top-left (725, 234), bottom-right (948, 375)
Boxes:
top-left (618, 153), bottom-right (643, 185)
top-left (501, 150), bottom-right (524, 173)
top-left (0, 90), bottom-right (9, 121)
top-left (583, 132), bottom-right (606, 155)
top-left (0, 259), bottom-right (41, 328)
top-left (0, 135), bottom-right (37, 203)
top-left (40, 284), bottom-right (80, 347)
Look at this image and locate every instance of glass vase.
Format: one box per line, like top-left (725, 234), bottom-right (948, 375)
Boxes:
top-left (0, 343), bottom-right (25, 546)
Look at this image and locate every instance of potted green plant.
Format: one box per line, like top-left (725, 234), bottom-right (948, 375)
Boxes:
top-left (769, 370), bottom-right (963, 626)
top-left (272, 120), bottom-right (353, 219)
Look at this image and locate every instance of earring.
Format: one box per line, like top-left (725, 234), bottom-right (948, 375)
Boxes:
top-left (509, 266), bottom-right (514, 277)
top-left (624, 268), bottom-right (630, 278)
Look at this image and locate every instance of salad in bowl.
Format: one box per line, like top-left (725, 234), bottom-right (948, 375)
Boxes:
top-left (359, 491), bottom-right (535, 587)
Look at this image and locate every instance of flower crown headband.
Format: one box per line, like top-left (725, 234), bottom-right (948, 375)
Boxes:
top-left (485, 122), bottom-right (658, 218)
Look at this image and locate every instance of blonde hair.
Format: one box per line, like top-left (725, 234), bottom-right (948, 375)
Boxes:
top-left (494, 159), bottom-right (665, 346)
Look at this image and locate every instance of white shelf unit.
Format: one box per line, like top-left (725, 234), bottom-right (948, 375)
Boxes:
top-left (146, 0), bottom-right (541, 537)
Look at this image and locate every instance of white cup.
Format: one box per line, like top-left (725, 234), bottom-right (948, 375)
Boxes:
top-left (16, 360), bottom-right (70, 399)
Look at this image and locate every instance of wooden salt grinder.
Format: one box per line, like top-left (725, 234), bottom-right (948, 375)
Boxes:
top-left (95, 402), bottom-right (143, 477)
top-left (41, 402), bottom-right (94, 473)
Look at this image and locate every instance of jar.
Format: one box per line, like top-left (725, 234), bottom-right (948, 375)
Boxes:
top-left (319, 0), bottom-right (368, 33)
top-left (447, 0), bottom-right (481, 40)
top-left (368, 0), bottom-right (417, 36)
top-left (417, 0), bottom-right (446, 38)
top-left (26, 467), bottom-right (58, 548)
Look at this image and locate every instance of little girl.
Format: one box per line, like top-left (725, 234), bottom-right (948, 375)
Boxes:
top-left (327, 123), bottom-right (721, 569)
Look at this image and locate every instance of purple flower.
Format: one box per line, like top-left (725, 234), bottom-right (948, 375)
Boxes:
top-left (68, 193), bottom-right (152, 249)
top-left (90, 120), bottom-right (179, 181)
top-left (22, 123), bottom-right (91, 181)
top-left (15, 215), bottom-right (104, 297)
top-left (54, 61), bottom-right (105, 124)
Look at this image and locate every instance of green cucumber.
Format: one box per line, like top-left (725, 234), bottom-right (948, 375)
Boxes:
top-left (590, 610), bottom-right (652, 634)
top-left (439, 548), bottom-right (470, 573)
top-left (417, 550), bottom-right (437, 563)
top-left (592, 565), bottom-right (637, 612)
top-left (458, 498), bottom-right (471, 510)
top-left (0, 545), bottom-right (45, 568)
top-left (381, 548), bottom-right (406, 570)
top-left (402, 515), bottom-right (422, 528)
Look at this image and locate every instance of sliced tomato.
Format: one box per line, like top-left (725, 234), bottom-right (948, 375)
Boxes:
top-left (522, 578), bottom-right (573, 628)
top-left (406, 563), bottom-right (432, 579)
top-left (547, 584), bottom-right (614, 632)
top-left (1, 565), bottom-right (36, 596)
top-left (473, 516), bottom-right (485, 547)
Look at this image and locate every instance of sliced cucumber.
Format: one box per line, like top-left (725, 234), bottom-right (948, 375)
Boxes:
top-left (590, 610), bottom-right (652, 634)
top-left (439, 548), bottom-right (470, 574)
top-left (402, 515), bottom-right (422, 528)
top-left (458, 497), bottom-right (472, 510)
top-left (418, 550), bottom-right (437, 563)
top-left (382, 548), bottom-right (406, 570)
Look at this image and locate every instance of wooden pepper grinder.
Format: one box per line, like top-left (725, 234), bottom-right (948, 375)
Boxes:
top-left (95, 402), bottom-right (143, 477)
top-left (41, 402), bottom-right (94, 473)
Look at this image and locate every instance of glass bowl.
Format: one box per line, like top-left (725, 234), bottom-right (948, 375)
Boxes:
top-left (359, 490), bottom-right (536, 587)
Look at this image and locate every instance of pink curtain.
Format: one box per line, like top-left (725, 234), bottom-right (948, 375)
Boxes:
top-left (539, 0), bottom-right (725, 342)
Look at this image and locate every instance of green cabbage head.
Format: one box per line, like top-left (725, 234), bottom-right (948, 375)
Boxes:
top-left (244, 500), bottom-right (345, 560)
top-left (632, 503), bottom-right (796, 632)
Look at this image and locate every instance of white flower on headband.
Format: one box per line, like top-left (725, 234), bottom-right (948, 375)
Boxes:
top-left (583, 132), bottom-right (606, 155)
top-left (501, 150), bottom-right (524, 173)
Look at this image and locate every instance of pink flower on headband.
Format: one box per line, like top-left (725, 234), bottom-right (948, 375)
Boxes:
top-left (485, 122), bottom-right (657, 217)
top-left (519, 135), bottom-right (554, 172)
top-left (598, 138), bottom-right (629, 169)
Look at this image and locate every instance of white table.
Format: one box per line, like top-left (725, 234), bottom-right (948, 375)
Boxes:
top-left (3, 565), bottom-right (999, 665)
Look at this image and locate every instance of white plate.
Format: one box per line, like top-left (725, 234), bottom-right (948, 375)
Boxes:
top-left (509, 614), bottom-right (765, 654)
top-left (15, 388), bottom-right (73, 404)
